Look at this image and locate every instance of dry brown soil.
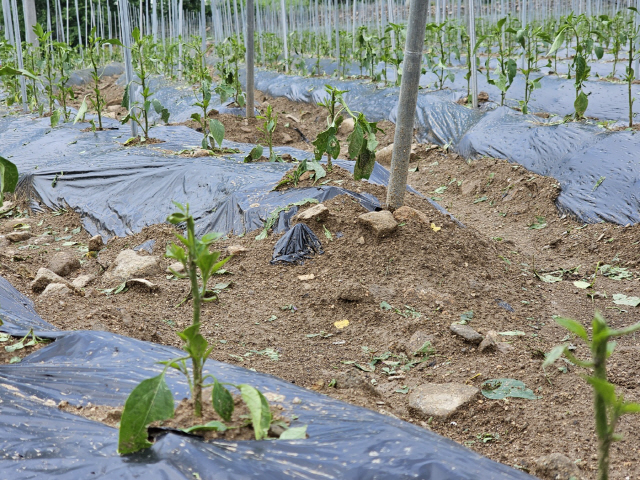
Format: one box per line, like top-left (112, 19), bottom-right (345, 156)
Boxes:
top-left (3, 76), bottom-right (640, 479)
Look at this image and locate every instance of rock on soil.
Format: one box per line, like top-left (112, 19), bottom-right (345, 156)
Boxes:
top-left (408, 383), bottom-right (479, 418)
top-left (72, 274), bottom-right (95, 289)
top-left (47, 252), bottom-right (81, 277)
top-left (294, 203), bottom-right (329, 222)
top-left (534, 453), bottom-right (580, 480)
top-left (449, 323), bottom-right (484, 344)
top-left (478, 330), bottom-right (499, 353)
top-left (31, 268), bottom-right (72, 293)
top-left (6, 231), bottom-right (32, 243)
top-left (358, 211), bottom-right (398, 237)
top-left (405, 331), bottom-right (436, 355)
top-left (106, 249), bottom-right (161, 281)
top-left (88, 235), bottom-right (104, 252)
top-left (227, 245), bottom-right (248, 256)
top-left (167, 262), bottom-right (185, 274)
top-left (392, 206), bottom-right (429, 225)
top-left (338, 282), bottom-right (369, 302)
top-left (40, 283), bottom-right (71, 298)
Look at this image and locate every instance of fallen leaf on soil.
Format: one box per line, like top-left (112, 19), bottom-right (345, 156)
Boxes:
top-left (612, 294), bottom-right (640, 307)
top-left (481, 378), bottom-right (540, 400)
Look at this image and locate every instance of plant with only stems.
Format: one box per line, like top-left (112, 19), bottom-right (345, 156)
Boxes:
top-left (257, 104), bottom-right (280, 162)
top-left (187, 39), bottom-right (215, 148)
top-left (517, 24), bottom-right (546, 114)
top-left (32, 24), bottom-right (57, 124)
top-left (79, 27), bottom-right (122, 130)
top-left (426, 21), bottom-right (456, 89)
top-left (118, 204), bottom-right (305, 455)
top-left (544, 312), bottom-right (640, 480)
top-left (624, 8), bottom-right (640, 127)
top-left (53, 41), bottom-right (75, 122)
top-left (121, 27), bottom-right (170, 141)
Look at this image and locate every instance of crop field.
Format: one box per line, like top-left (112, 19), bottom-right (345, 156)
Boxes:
top-left (0, 0), bottom-right (639, 478)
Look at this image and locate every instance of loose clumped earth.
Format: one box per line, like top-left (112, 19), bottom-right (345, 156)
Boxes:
top-left (4, 79), bottom-right (640, 479)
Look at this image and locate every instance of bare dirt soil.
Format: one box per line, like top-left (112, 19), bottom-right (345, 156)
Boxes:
top-left (4, 75), bottom-right (640, 479)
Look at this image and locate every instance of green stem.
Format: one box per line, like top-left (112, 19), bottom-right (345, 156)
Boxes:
top-left (186, 217), bottom-right (203, 417)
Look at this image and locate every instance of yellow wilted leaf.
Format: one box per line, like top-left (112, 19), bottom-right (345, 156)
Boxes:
top-left (431, 223), bottom-right (441, 232)
top-left (334, 319), bottom-right (349, 329)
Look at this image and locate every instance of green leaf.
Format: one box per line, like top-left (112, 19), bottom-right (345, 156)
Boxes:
top-left (612, 294), bottom-right (640, 307)
top-left (594, 46), bottom-right (604, 60)
top-left (279, 425), bottom-right (307, 439)
top-left (0, 65), bottom-right (39, 81)
top-left (73, 97), bottom-right (88, 124)
top-left (209, 119), bottom-right (225, 148)
top-left (237, 384), bottom-right (272, 440)
top-left (574, 92), bottom-right (589, 118)
top-left (481, 378), bottom-right (540, 400)
top-left (0, 156), bottom-right (20, 206)
top-left (573, 280), bottom-right (591, 289)
top-left (353, 148), bottom-right (375, 181)
top-left (548, 30), bottom-right (566, 55)
top-left (459, 310), bottom-right (474, 325)
top-left (244, 145), bottom-right (263, 163)
top-left (50, 109), bottom-right (61, 128)
top-left (212, 379), bottom-right (234, 422)
top-left (118, 373), bottom-right (175, 454)
top-left (543, 344), bottom-right (566, 368)
top-left (347, 123), bottom-right (364, 159)
top-left (620, 402), bottom-right (640, 414)
top-left (555, 317), bottom-right (589, 341)
top-left (182, 421), bottom-right (227, 433)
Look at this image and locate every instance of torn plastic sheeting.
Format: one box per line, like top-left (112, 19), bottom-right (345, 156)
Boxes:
top-left (271, 223), bottom-right (324, 264)
top-left (0, 329), bottom-right (533, 479)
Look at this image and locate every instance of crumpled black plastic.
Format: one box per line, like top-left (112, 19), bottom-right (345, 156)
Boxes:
top-left (270, 223), bottom-right (324, 264)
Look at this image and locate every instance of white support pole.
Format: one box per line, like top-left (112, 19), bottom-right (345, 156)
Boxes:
top-left (469, 0), bottom-right (478, 108)
top-left (280, 0), bottom-right (288, 71)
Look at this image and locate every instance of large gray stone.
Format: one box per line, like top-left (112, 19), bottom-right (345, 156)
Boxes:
top-left (294, 203), bottom-right (329, 222)
top-left (106, 249), bottom-right (161, 281)
top-left (408, 383), bottom-right (479, 418)
top-left (6, 231), bottom-right (32, 243)
top-left (72, 274), bottom-right (95, 289)
top-left (449, 323), bottom-right (484, 344)
top-left (40, 283), bottom-right (71, 298)
top-left (48, 251), bottom-right (81, 277)
top-left (32, 268), bottom-right (69, 293)
top-left (358, 211), bottom-right (398, 237)
top-left (534, 453), bottom-right (580, 480)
